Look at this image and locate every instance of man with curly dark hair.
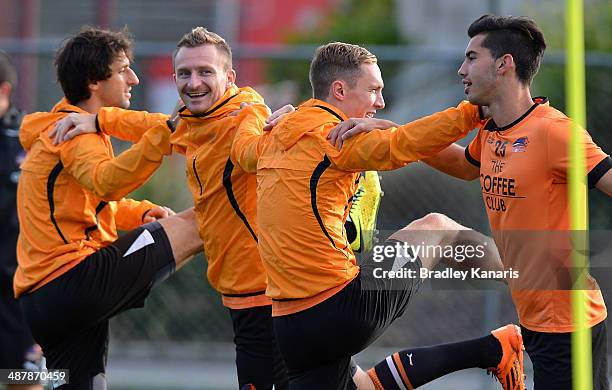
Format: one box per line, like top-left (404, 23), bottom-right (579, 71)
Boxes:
top-left (15, 27), bottom-right (203, 390)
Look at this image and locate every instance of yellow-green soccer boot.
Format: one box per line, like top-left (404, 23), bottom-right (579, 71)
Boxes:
top-left (346, 171), bottom-right (382, 253)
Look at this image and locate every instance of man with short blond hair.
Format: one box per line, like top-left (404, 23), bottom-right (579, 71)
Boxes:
top-left (231, 41), bottom-right (525, 390)
top-left (53, 26), bottom-right (289, 389)
top-left (309, 42), bottom-right (377, 99)
top-left (173, 26), bottom-right (232, 68)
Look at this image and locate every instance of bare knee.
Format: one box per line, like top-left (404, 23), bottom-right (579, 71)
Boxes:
top-left (157, 208), bottom-right (198, 234)
top-left (389, 213), bottom-right (466, 250)
top-left (157, 208), bottom-right (203, 264)
top-left (404, 212), bottom-right (465, 231)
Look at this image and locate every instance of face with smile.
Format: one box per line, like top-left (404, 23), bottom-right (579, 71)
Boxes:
top-left (173, 44), bottom-right (236, 115)
top-left (339, 62), bottom-right (385, 118)
top-left (458, 33), bottom-right (498, 106)
top-left (95, 51), bottom-right (139, 109)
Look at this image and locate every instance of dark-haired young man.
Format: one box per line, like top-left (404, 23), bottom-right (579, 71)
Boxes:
top-left (340, 15), bottom-right (612, 390)
top-left (232, 41), bottom-right (525, 390)
top-left (423, 15), bottom-right (612, 390)
top-left (15, 27), bottom-right (203, 389)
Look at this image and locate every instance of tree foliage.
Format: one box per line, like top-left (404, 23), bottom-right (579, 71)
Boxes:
top-left (266, 0), bottom-right (406, 102)
top-left (529, 0), bottom-right (612, 227)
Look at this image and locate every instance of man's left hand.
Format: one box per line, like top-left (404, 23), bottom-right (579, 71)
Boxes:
top-left (143, 206), bottom-right (175, 223)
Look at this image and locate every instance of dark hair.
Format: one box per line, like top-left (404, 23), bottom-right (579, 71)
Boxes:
top-left (0, 50), bottom-right (17, 87)
top-left (55, 26), bottom-right (133, 104)
top-left (173, 27), bottom-right (232, 70)
top-left (468, 15), bottom-right (546, 85)
top-left (309, 42), bottom-right (377, 100)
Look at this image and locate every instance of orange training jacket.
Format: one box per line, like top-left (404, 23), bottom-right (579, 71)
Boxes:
top-left (97, 86), bottom-right (271, 308)
top-left (467, 99), bottom-right (608, 332)
top-left (14, 98), bottom-right (172, 297)
top-left (232, 98), bottom-right (482, 315)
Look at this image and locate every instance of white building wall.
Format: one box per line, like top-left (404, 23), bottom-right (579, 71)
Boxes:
top-left (387, 0), bottom-right (526, 121)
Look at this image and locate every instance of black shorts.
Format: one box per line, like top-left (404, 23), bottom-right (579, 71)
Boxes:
top-left (19, 221), bottom-right (175, 388)
top-left (0, 277), bottom-right (37, 369)
top-left (229, 305), bottom-right (288, 390)
top-left (273, 252), bottom-right (422, 390)
top-left (522, 319), bottom-right (609, 390)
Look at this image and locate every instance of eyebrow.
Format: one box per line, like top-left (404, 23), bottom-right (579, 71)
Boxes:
top-left (174, 65), bottom-right (197, 74)
top-left (175, 65), bottom-right (214, 72)
top-left (465, 50), bottom-right (477, 57)
top-left (114, 62), bottom-right (129, 71)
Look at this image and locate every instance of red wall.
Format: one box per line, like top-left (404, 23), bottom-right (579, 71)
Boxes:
top-left (236, 0), bottom-right (337, 84)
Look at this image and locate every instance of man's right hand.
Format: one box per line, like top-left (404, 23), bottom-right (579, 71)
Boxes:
top-left (49, 113), bottom-right (97, 145)
top-left (327, 118), bottom-right (398, 149)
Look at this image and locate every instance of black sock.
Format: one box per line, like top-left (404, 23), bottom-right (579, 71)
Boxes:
top-left (373, 334), bottom-right (502, 388)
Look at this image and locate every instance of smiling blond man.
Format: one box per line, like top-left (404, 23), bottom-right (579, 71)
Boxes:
top-left (52, 27), bottom-right (289, 389)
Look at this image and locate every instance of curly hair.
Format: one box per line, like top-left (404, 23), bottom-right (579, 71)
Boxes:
top-left (55, 26), bottom-right (134, 104)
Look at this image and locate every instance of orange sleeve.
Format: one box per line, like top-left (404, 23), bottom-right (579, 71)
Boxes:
top-left (547, 118), bottom-right (609, 184)
top-left (465, 127), bottom-right (485, 167)
top-left (59, 124), bottom-right (172, 201)
top-left (322, 101), bottom-right (481, 171)
top-left (168, 120), bottom-right (188, 155)
top-left (114, 198), bottom-right (156, 231)
top-left (97, 107), bottom-right (170, 143)
top-left (230, 104), bottom-right (269, 173)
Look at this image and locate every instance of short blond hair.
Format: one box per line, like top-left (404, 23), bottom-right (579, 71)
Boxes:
top-left (173, 27), bottom-right (232, 70)
top-left (309, 42), bottom-right (377, 100)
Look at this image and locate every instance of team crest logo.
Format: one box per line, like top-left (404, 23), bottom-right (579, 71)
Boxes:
top-left (512, 137), bottom-right (529, 152)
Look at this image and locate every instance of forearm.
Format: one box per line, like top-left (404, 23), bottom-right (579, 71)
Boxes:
top-left (231, 105), bottom-right (268, 173)
top-left (97, 107), bottom-right (170, 143)
top-left (231, 133), bottom-right (263, 173)
top-left (422, 144), bottom-right (479, 180)
top-left (391, 102), bottom-right (480, 162)
top-left (63, 125), bottom-right (172, 200)
top-left (330, 101), bottom-right (480, 171)
top-left (595, 169), bottom-right (612, 196)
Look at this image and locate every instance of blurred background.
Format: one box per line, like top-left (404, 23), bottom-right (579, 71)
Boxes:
top-left (1, 0), bottom-right (611, 388)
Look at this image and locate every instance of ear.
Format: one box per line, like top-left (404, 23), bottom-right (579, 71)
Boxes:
top-left (0, 81), bottom-right (11, 98)
top-left (226, 68), bottom-right (236, 87)
top-left (330, 80), bottom-right (346, 101)
top-left (496, 54), bottom-right (515, 75)
top-left (89, 80), bottom-right (100, 93)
